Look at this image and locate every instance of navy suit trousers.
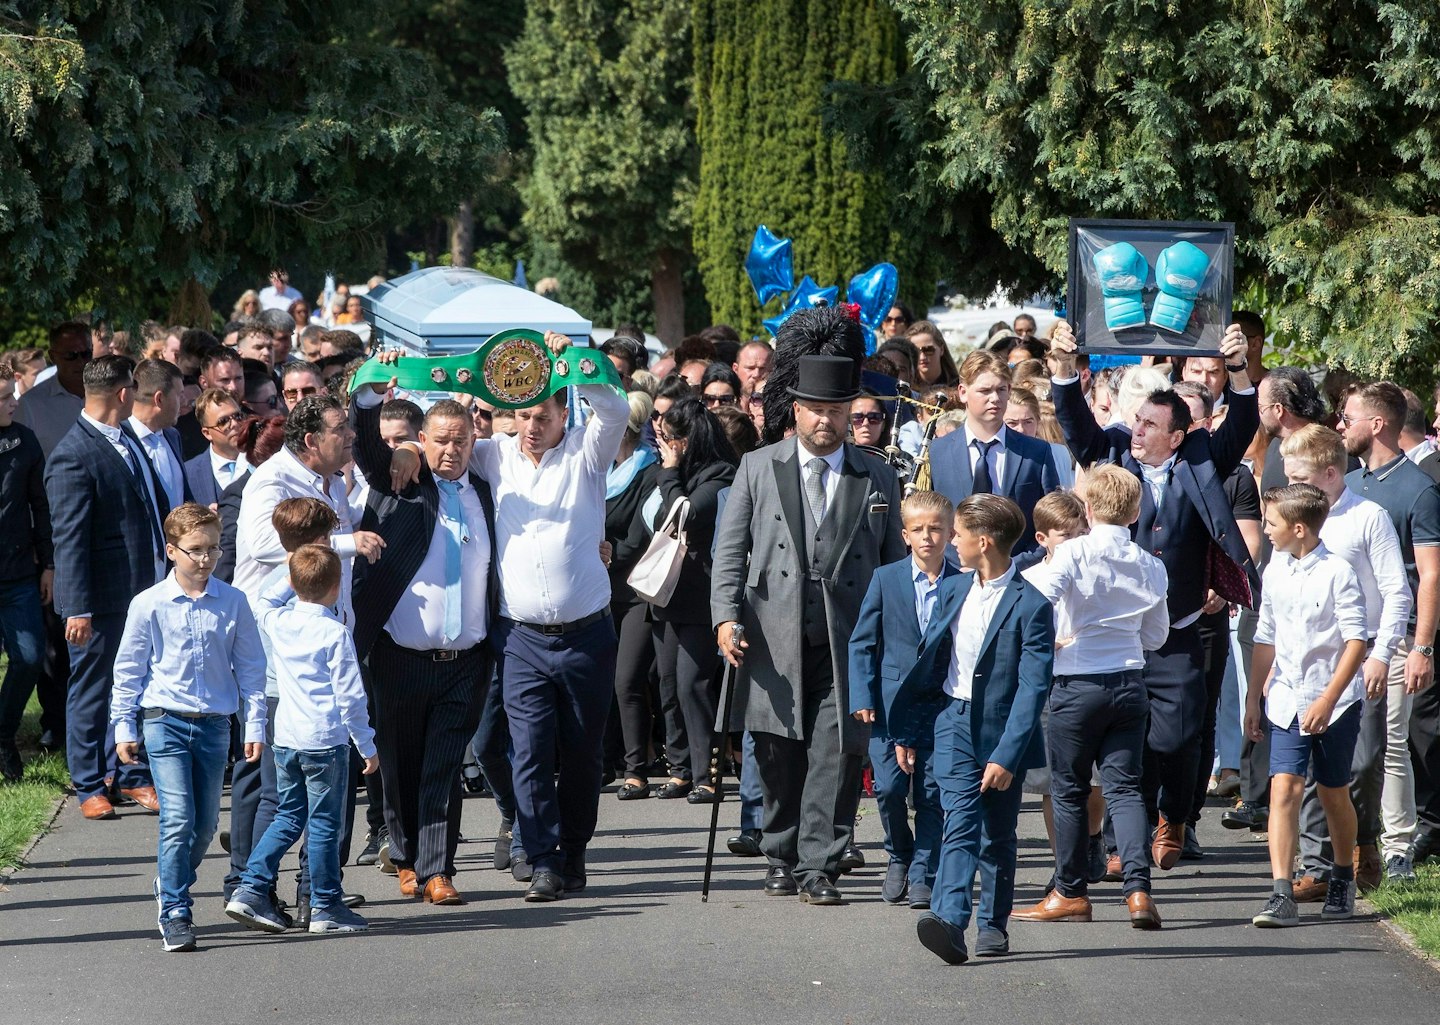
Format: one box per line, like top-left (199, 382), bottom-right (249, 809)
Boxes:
top-left (932, 697), bottom-right (1025, 934)
top-left (869, 732), bottom-right (942, 889)
top-left (67, 611), bottom-right (150, 798)
top-left (1141, 623), bottom-right (1206, 826)
top-left (497, 615), bottom-right (617, 873)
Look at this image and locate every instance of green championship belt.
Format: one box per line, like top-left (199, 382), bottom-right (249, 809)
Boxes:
top-left (349, 328), bottom-right (624, 409)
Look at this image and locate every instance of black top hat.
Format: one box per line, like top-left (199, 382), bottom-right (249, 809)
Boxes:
top-left (788, 355), bottom-right (861, 403)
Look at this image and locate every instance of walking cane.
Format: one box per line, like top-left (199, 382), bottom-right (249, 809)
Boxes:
top-left (702, 625), bottom-right (743, 902)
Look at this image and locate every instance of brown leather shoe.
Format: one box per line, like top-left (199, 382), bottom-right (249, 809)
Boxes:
top-left (1127, 891), bottom-right (1162, 930)
top-left (1104, 853), bottom-right (1123, 881)
top-left (79, 794), bottom-right (117, 820)
top-left (1011, 891), bottom-right (1092, 922)
top-left (1355, 843), bottom-right (1383, 893)
top-left (1293, 874), bottom-right (1327, 902)
top-left (1152, 816), bottom-right (1184, 871)
top-left (398, 868), bottom-right (420, 897)
top-left (423, 874), bottom-right (463, 906)
top-left (119, 786), bottom-right (160, 813)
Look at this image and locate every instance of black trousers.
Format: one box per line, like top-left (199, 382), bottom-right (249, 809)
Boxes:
top-left (1412, 682), bottom-right (1440, 843)
top-left (655, 619), bottom-right (722, 788)
top-left (36, 602), bottom-right (67, 738)
top-left (650, 620), bottom-right (690, 780)
top-left (612, 599), bottom-right (659, 779)
top-left (1140, 623), bottom-right (1205, 826)
top-left (361, 662), bottom-right (386, 836)
top-left (751, 642), bottom-right (862, 887)
top-left (1190, 611), bottom-right (1232, 824)
top-left (370, 634), bottom-right (487, 884)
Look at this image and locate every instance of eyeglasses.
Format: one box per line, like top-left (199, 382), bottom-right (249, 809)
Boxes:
top-left (702, 393), bottom-right (737, 407)
top-left (1337, 411), bottom-right (1376, 428)
top-left (850, 412), bottom-right (885, 425)
top-left (205, 411), bottom-right (245, 431)
top-left (472, 409), bottom-right (494, 422)
top-left (174, 545), bottom-right (221, 563)
top-left (282, 385), bottom-right (320, 401)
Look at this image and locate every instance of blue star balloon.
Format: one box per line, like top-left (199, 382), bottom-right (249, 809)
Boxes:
top-left (846, 263), bottom-right (899, 351)
top-left (762, 275), bottom-right (838, 337)
top-left (745, 225), bottom-right (794, 305)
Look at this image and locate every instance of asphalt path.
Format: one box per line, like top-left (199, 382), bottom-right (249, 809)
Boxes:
top-left (3, 783), bottom-right (1438, 1024)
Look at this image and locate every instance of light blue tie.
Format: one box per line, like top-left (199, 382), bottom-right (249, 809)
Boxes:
top-left (437, 479), bottom-right (465, 646)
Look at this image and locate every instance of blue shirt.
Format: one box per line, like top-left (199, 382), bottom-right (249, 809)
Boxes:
top-left (255, 577), bottom-right (376, 757)
top-left (913, 562), bottom-right (942, 634)
top-left (110, 573), bottom-right (268, 745)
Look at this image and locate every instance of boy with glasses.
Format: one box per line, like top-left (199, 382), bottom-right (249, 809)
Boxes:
top-left (110, 503), bottom-right (268, 951)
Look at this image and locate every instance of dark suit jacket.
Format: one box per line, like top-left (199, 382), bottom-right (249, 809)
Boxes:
top-left (929, 426), bottom-right (1060, 554)
top-left (45, 417), bottom-right (167, 618)
top-left (184, 450), bottom-right (223, 509)
top-left (889, 569), bottom-right (1054, 771)
top-left (214, 470), bottom-right (252, 584)
top-left (847, 557), bottom-right (962, 738)
top-left (176, 411), bottom-right (208, 461)
top-left (349, 398), bottom-right (499, 660)
top-left (1053, 377), bottom-right (1261, 611)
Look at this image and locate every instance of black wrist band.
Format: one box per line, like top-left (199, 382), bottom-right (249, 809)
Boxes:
top-left (1225, 360), bottom-right (1248, 372)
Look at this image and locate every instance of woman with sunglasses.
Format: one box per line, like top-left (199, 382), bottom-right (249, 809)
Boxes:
top-left (634, 397), bottom-right (739, 802)
top-left (700, 363), bottom-right (742, 411)
top-left (848, 388), bottom-right (891, 456)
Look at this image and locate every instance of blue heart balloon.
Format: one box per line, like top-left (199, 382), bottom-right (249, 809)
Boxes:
top-left (846, 263), bottom-right (899, 348)
top-left (762, 275), bottom-right (838, 336)
top-left (745, 225), bottom-right (794, 305)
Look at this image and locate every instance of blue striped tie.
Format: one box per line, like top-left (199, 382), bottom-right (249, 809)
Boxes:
top-left (437, 479), bottom-right (464, 646)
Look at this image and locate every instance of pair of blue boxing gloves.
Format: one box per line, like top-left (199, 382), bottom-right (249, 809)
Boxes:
top-left (1092, 241), bottom-right (1212, 333)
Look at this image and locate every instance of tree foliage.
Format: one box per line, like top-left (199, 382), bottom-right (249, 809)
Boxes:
top-left (692, 0), bottom-right (921, 336)
top-left (888, 0), bottom-right (1440, 380)
top-left (0, 1), bottom-right (502, 322)
top-left (507, 0), bottom-right (697, 340)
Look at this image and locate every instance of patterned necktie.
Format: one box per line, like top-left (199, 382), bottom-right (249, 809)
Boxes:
top-left (972, 438), bottom-right (998, 495)
top-left (804, 457), bottom-right (828, 523)
top-left (119, 431), bottom-right (165, 554)
top-left (437, 479), bottom-right (465, 646)
top-left (1140, 462), bottom-right (1170, 510)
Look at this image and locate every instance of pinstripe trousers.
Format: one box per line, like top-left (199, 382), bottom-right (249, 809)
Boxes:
top-left (369, 633), bottom-right (488, 884)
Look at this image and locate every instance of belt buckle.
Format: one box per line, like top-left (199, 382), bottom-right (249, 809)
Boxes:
top-left (541, 624), bottom-right (564, 636)
top-left (434, 649), bottom-right (459, 662)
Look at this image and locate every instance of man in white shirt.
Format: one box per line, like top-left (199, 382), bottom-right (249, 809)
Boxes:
top-left (17, 321), bottom-right (89, 458)
top-left (258, 268), bottom-right (303, 312)
top-left (127, 359), bottom-right (189, 515)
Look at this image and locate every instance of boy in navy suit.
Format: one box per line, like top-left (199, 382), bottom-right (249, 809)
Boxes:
top-left (849, 491), bottom-right (960, 909)
top-left (892, 494), bottom-right (1054, 964)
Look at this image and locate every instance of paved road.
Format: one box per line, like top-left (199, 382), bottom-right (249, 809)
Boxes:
top-left (2, 785), bottom-right (1437, 1025)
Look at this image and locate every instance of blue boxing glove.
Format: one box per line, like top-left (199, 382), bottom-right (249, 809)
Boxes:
top-left (1091, 243), bottom-right (1148, 330)
top-left (1150, 241), bottom-right (1212, 333)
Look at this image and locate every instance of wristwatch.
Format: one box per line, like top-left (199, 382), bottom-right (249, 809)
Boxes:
top-left (1225, 358), bottom-right (1248, 372)
top-left (1416, 644), bottom-right (1435, 658)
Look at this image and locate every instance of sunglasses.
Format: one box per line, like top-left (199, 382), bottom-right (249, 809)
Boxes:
top-left (205, 410), bottom-right (246, 431)
top-left (473, 408), bottom-right (494, 421)
top-left (702, 393), bottom-right (737, 407)
top-left (746, 392), bottom-right (765, 405)
top-left (850, 412), bottom-right (885, 426)
top-left (282, 385), bottom-right (320, 401)
top-left (883, 315), bottom-right (906, 324)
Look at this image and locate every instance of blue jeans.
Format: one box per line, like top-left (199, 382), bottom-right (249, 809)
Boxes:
top-left (142, 711), bottom-right (231, 922)
top-left (0, 579), bottom-right (44, 740)
top-left (739, 731), bottom-right (762, 831)
top-left (241, 745), bottom-right (349, 911)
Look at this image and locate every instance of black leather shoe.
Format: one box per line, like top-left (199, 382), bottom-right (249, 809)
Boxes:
top-left (975, 926), bottom-right (1010, 957)
top-left (656, 779), bottom-right (693, 799)
top-left (1086, 833), bottom-right (1108, 883)
top-left (728, 829), bottom-right (763, 857)
top-left (460, 764), bottom-right (486, 794)
top-left (764, 865), bottom-right (797, 896)
top-left (908, 884), bottom-right (932, 910)
top-left (525, 868), bottom-right (564, 902)
top-left (511, 853), bottom-right (533, 883)
top-left (799, 875), bottom-right (842, 905)
top-left (1180, 824), bottom-right (1204, 861)
top-left (494, 819), bottom-right (513, 872)
top-left (218, 830), bottom-right (231, 855)
top-left (562, 851), bottom-right (586, 893)
top-left (341, 891), bottom-right (365, 909)
top-left (687, 786), bottom-right (722, 804)
top-left (916, 911), bottom-right (968, 965)
top-left (38, 729), bottom-right (58, 751)
top-left (0, 739), bottom-right (23, 783)
top-left (838, 844), bottom-right (865, 874)
top-left (616, 780), bottom-right (651, 801)
top-left (1221, 801), bottom-right (1266, 831)
top-left (881, 859), bottom-right (910, 904)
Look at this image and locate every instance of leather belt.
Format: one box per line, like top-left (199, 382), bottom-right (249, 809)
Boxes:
top-left (509, 608), bottom-right (608, 637)
top-left (143, 707), bottom-right (225, 720)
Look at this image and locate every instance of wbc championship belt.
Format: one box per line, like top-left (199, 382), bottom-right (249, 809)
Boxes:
top-left (349, 328), bottom-right (624, 409)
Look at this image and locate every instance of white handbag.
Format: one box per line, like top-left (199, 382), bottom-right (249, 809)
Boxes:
top-left (627, 497), bottom-right (690, 606)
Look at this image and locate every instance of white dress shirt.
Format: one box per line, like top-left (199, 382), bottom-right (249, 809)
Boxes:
top-left (1406, 438), bottom-right (1437, 465)
top-left (384, 475), bottom-right (493, 651)
top-left (128, 416), bottom-right (184, 511)
top-left (209, 448), bottom-right (248, 492)
top-left (233, 445), bottom-right (358, 627)
top-left (945, 565), bottom-right (1016, 701)
top-left (1255, 542), bottom-right (1368, 730)
top-left (961, 424), bottom-right (1009, 490)
top-left (259, 283), bottom-right (303, 311)
top-left (1319, 487), bottom-right (1413, 664)
top-left (16, 375), bottom-right (83, 457)
top-left (1029, 524), bottom-right (1170, 676)
top-left (795, 439), bottom-right (844, 515)
top-left (254, 582), bottom-right (376, 757)
top-left (471, 384), bottom-right (629, 624)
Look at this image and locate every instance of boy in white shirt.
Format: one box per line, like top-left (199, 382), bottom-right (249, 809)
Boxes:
top-left (1246, 483), bottom-right (1369, 927)
top-left (227, 544), bottom-right (378, 935)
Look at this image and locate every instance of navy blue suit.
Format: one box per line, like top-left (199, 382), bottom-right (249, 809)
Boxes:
top-left (45, 416), bottom-right (168, 799)
top-left (849, 557), bottom-right (960, 895)
top-left (1052, 376), bottom-right (1260, 827)
top-left (929, 427), bottom-right (1060, 556)
top-left (183, 450), bottom-right (223, 509)
top-left (891, 568), bottom-right (1054, 935)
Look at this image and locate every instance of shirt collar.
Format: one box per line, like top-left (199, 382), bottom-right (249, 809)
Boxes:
top-left (1140, 454), bottom-right (1177, 477)
top-left (159, 572), bottom-right (220, 601)
top-left (976, 564), bottom-right (1016, 592)
top-left (912, 560), bottom-right (942, 584)
top-left (1365, 453), bottom-right (1409, 482)
top-left (210, 447), bottom-right (246, 474)
top-left (127, 415), bottom-right (157, 442)
top-left (1090, 523), bottom-right (1129, 543)
top-left (1292, 541), bottom-right (1329, 571)
top-left (81, 411), bottom-right (122, 442)
top-left (965, 424), bottom-right (1008, 450)
top-left (294, 600), bottom-right (340, 620)
top-left (796, 439), bottom-right (844, 475)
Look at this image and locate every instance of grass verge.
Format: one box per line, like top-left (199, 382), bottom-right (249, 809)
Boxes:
top-left (1368, 863), bottom-right (1440, 958)
top-left (0, 687), bottom-right (70, 872)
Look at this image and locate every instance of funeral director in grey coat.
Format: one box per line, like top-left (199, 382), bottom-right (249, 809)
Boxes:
top-left (711, 330), bottom-right (906, 906)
